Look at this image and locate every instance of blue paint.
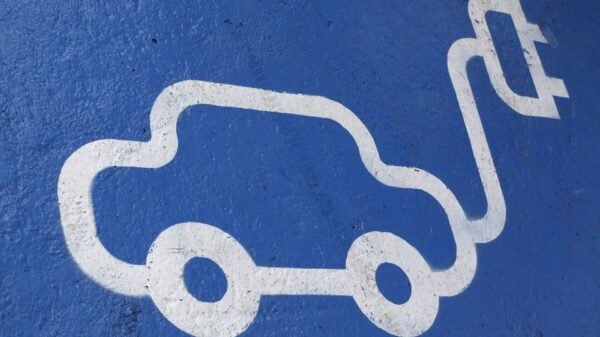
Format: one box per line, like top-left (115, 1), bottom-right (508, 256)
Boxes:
top-left (184, 257), bottom-right (228, 303)
top-left (0, 1), bottom-right (598, 336)
top-left (376, 263), bottom-right (412, 305)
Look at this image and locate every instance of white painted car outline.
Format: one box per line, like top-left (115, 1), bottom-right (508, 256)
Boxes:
top-left (58, 1), bottom-right (568, 336)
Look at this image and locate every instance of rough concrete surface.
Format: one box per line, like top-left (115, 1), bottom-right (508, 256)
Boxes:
top-left (1, 1), bottom-right (599, 336)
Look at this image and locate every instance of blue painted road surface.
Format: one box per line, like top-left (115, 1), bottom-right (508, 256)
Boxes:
top-left (1, 1), bottom-right (599, 336)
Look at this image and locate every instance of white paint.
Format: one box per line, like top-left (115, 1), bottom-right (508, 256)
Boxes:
top-left (147, 223), bottom-right (260, 337)
top-left (57, 0), bottom-right (568, 336)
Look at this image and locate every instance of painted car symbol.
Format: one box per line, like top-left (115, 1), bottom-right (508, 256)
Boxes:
top-left (58, 1), bottom-right (568, 336)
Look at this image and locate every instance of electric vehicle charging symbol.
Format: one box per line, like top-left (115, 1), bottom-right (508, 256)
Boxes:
top-left (58, 1), bottom-right (568, 336)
